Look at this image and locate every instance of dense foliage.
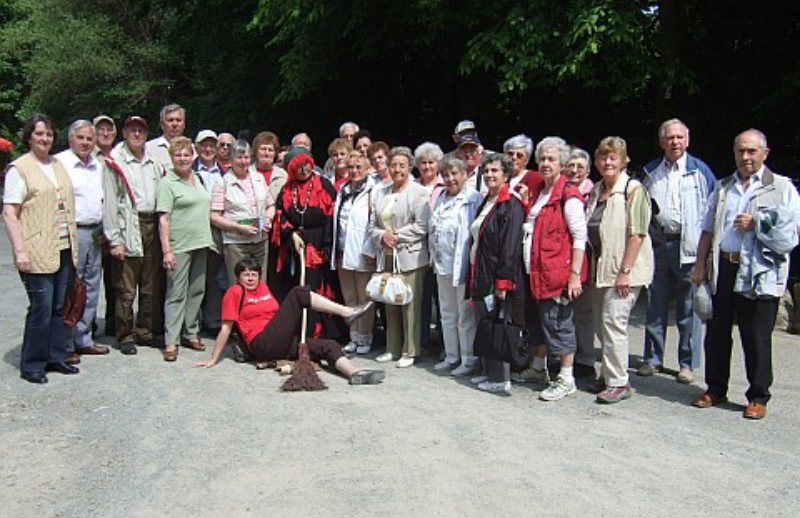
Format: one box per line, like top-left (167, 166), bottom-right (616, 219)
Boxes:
top-left (1, 0), bottom-right (799, 173)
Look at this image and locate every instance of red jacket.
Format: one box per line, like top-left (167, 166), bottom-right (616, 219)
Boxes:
top-left (529, 175), bottom-right (587, 300)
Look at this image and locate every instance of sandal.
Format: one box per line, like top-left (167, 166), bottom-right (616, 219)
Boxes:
top-left (163, 345), bottom-right (178, 362)
top-left (183, 338), bottom-right (206, 351)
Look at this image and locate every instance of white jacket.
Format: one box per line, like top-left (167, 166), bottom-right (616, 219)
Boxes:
top-left (331, 178), bottom-right (375, 272)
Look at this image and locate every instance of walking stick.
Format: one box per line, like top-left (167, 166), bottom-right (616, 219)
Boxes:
top-left (281, 234), bottom-right (328, 391)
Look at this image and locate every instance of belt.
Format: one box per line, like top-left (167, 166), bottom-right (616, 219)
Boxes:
top-left (664, 233), bottom-right (681, 242)
top-left (720, 251), bottom-right (740, 264)
top-left (77, 222), bottom-right (102, 228)
top-left (138, 212), bottom-right (157, 219)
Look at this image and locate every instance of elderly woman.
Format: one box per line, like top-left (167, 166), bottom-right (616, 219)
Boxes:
top-left (368, 146), bottom-right (430, 367)
top-left (429, 156), bottom-right (483, 375)
top-left (566, 147), bottom-right (594, 198)
top-left (566, 146), bottom-right (596, 379)
top-left (504, 134), bottom-right (543, 208)
top-left (469, 153), bottom-right (526, 394)
top-left (3, 113), bottom-right (79, 383)
top-left (331, 151), bottom-right (377, 354)
top-left (354, 130), bottom-right (373, 156)
top-left (414, 142), bottom-right (445, 351)
top-left (250, 131), bottom-right (288, 203)
top-left (194, 258), bottom-right (382, 385)
top-left (273, 146), bottom-right (344, 340)
top-left (157, 137), bottom-right (214, 361)
top-left (586, 136), bottom-right (653, 403)
top-left (211, 140), bottom-right (274, 285)
top-left (367, 141), bottom-right (391, 185)
top-left (517, 137), bottom-right (587, 401)
top-left (328, 137), bottom-right (353, 191)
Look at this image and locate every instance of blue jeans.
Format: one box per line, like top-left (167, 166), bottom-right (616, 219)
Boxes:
top-left (643, 240), bottom-right (701, 369)
top-left (19, 249), bottom-right (72, 373)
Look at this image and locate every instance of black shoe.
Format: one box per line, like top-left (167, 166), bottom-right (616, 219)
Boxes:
top-left (21, 371), bottom-right (48, 384)
top-left (349, 369), bottom-right (386, 385)
top-left (345, 301), bottom-right (375, 326)
top-left (120, 342), bottom-right (138, 355)
top-left (44, 361), bottom-right (80, 375)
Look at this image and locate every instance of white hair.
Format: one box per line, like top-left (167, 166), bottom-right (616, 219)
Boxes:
top-left (413, 142), bottom-right (444, 166)
top-left (658, 118), bottom-right (689, 139)
top-left (67, 119), bottom-right (94, 140)
top-left (159, 103), bottom-right (185, 122)
top-left (535, 136), bottom-right (570, 165)
top-left (503, 134), bottom-right (533, 157)
top-left (338, 121), bottom-right (359, 136)
top-left (735, 128), bottom-right (768, 149)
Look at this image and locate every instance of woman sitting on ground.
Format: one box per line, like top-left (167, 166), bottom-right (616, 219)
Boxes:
top-left (194, 258), bottom-right (383, 385)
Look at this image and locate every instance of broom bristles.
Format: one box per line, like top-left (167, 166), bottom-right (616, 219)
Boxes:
top-left (280, 342), bottom-right (328, 391)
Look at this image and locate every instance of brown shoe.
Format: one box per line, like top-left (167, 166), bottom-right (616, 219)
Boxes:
top-left (182, 338), bottom-right (206, 351)
top-left (743, 402), bottom-right (767, 420)
top-left (76, 344), bottom-right (110, 355)
top-left (65, 352), bottom-right (81, 365)
top-left (163, 345), bottom-right (178, 362)
top-left (692, 392), bottom-right (728, 408)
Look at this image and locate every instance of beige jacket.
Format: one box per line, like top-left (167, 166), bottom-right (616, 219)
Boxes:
top-left (367, 180), bottom-right (430, 273)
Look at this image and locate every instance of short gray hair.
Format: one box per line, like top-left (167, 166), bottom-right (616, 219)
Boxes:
top-left (658, 118), bottom-right (689, 139)
top-left (67, 119), bottom-right (95, 140)
top-left (414, 142), bottom-right (444, 166)
top-left (735, 128), bottom-right (768, 149)
top-left (568, 146), bottom-right (591, 165)
top-left (481, 152), bottom-right (514, 178)
top-left (160, 103), bottom-right (185, 122)
top-left (387, 146), bottom-right (414, 166)
top-left (535, 136), bottom-right (570, 165)
top-left (503, 134), bottom-right (533, 157)
top-left (229, 139), bottom-right (251, 161)
top-left (440, 156), bottom-right (466, 175)
top-left (339, 121), bottom-right (359, 136)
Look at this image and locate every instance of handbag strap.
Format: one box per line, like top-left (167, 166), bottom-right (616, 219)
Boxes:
top-left (393, 249), bottom-right (401, 274)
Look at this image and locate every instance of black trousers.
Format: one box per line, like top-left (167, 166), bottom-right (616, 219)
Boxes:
top-left (249, 286), bottom-right (344, 366)
top-left (704, 258), bottom-right (777, 404)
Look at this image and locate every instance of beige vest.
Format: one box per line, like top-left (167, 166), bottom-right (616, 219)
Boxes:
top-left (12, 153), bottom-right (78, 273)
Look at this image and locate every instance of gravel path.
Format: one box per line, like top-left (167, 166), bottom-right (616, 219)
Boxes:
top-left (1, 224), bottom-right (798, 518)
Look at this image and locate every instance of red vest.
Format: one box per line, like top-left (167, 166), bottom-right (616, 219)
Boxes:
top-left (529, 175), bottom-right (587, 300)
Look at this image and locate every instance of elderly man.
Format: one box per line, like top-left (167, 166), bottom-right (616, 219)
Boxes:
top-left (55, 120), bottom-right (109, 361)
top-left (146, 103), bottom-right (186, 172)
top-left (692, 129), bottom-right (800, 420)
top-left (103, 115), bottom-right (165, 355)
top-left (639, 119), bottom-right (716, 383)
top-left (93, 115), bottom-right (119, 336)
top-left (216, 132), bottom-right (235, 173)
top-left (339, 121), bottom-right (359, 142)
top-left (193, 129), bottom-right (225, 331)
top-left (292, 132), bottom-right (325, 176)
top-left (457, 135), bottom-right (486, 194)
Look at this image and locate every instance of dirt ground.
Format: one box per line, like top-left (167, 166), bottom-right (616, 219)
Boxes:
top-left (1, 226), bottom-right (799, 518)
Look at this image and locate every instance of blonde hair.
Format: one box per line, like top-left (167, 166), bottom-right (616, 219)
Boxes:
top-left (594, 136), bottom-right (630, 166)
top-left (169, 136), bottom-right (193, 157)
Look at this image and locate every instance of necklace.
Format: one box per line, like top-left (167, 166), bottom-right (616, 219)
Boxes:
top-left (292, 181), bottom-right (314, 227)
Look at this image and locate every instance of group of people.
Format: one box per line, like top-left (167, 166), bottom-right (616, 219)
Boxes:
top-left (3, 107), bottom-right (798, 420)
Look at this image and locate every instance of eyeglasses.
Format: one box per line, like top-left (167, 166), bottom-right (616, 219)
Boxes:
top-left (218, 143), bottom-right (232, 148)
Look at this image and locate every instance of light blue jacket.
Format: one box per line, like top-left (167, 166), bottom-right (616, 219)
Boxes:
top-left (642, 153), bottom-right (716, 264)
top-left (428, 187), bottom-right (483, 286)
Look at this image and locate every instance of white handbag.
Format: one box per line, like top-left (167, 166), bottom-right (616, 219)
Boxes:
top-left (366, 253), bottom-right (414, 306)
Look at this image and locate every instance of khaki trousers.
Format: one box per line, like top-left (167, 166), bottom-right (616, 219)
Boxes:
top-left (223, 240), bottom-right (268, 286)
top-left (115, 215), bottom-right (165, 345)
top-left (337, 266), bottom-right (374, 345)
top-left (164, 248), bottom-right (207, 345)
top-left (592, 285), bottom-right (642, 387)
top-left (384, 264), bottom-right (425, 358)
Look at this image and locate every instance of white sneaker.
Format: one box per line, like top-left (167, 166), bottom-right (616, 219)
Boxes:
top-left (355, 344), bottom-right (372, 355)
top-left (396, 356), bottom-right (415, 368)
top-left (451, 363), bottom-right (479, 377)
top-left (375, 352), bottom-right (396, 363)
top-left (470, 375), bottom-right (488, 385)
top-left (433, 360), bottom-right (458, 372)
top-left (539, 375), bottom-right (577, 401)
top-left (477, 380), bottom-right (511, 394)
top-left (511, 367), bottom-right (549, 384)
top-left (343, 341), bottom-right (358, 354)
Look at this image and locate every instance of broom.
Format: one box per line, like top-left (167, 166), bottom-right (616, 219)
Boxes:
top-left (281, 234), bottom-right (328, 391)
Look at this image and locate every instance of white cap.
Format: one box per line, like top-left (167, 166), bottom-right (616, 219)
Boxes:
top-left (195, 129), bottom-right (218, 144)
top-left (454, 120), bottom-right (476, 135)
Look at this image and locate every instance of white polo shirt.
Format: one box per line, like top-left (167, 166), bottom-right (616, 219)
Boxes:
top-left (55, 148), bottom-right (104, 225)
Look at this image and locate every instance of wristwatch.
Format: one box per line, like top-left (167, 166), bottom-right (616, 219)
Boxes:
top-left (620, 266), bottom-right (632, 275)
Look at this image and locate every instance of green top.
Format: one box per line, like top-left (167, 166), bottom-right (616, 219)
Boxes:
top-left (156, 172), bottom-right (214, 254)
top-left (626, 183), bottom-right (650, 236)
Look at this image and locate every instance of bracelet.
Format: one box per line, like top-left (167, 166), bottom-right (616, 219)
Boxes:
top-left (570, 270), bottom-right (580, 276)
top-left (620, 266), bottom-right (631, 275)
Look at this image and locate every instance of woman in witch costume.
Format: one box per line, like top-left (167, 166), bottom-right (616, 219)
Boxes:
top-left (272, 146), bottom-right (346, 340)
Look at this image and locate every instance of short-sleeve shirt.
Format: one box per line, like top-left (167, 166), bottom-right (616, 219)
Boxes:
top-left (156, 172), bottom-right (214, 254)
top-left (220, 281), bottom-right (279, 348)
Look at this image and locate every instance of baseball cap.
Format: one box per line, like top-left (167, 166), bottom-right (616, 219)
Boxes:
top-left (195, 129), bottom-right (218, 144)
top-left (457, 134), bottom-right (482, 147)
top-left (93, 114), bottom-right (116, 128)
top-left (454, 120), bottom-right (477, 135)
top-left (123, 115), bottom-right (148, 128)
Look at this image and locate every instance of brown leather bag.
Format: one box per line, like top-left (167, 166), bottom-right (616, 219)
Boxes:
top-left (63, 266), bottom-right (87, 328)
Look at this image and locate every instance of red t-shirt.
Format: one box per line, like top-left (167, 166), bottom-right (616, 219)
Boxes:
top-left (221, 281), bottom-right (279, 348)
